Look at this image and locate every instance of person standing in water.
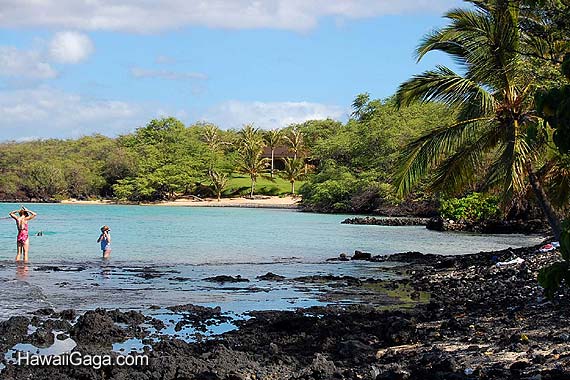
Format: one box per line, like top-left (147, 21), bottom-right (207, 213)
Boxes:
top-left (97, 225), bottom-right (112, 259)
top-left (9, 206), bottom-right (37, 262)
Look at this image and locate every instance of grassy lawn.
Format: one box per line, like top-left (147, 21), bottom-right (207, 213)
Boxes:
top-left (225, 175), bottom-right (305, 196)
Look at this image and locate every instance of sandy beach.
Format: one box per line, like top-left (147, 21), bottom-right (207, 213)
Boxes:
top-left (60, 196), bottom-right (301, 209)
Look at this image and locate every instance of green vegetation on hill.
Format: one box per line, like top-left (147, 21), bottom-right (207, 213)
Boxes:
top-left (0, 0), bottom-right (568, 240)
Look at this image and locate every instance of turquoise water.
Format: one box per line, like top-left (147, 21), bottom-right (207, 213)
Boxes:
top-left (0, 203), bottom-right (542, 263)
top-left (0, 203), bottom-right (543, 319)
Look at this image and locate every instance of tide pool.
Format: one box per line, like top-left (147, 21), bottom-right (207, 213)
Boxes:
top-left (0, 203), bottom-right (543, 319)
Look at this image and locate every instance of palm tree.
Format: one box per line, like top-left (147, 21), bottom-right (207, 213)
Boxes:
top-left (394, 0), bottom-right (562, 238)
top-left (285, 127), bottom-right (304, 159)
top-left (238, 147), bottom-right (268, 197)
top-left (280, 157), bottom-right (305, 195)
top-left (208, 170), bottom-right (229, 201)
top-left (239, 124), bottom-right (263, 149)
top-left (201, 124), bottom-right (221, 151)
top-left (264, 129), bottom-right (283, 178)
top-left (238, 124), bottom-right (268, 197)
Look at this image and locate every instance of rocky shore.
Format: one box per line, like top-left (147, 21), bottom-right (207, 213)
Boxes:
top-left (341, 216), bottom-right (429, 226)
top-left (426, 217), bottom-right (549, 235)
top-left (340, 216), bottom-right (549, 235)
top-left (1, 243), bottom-right (568, 380)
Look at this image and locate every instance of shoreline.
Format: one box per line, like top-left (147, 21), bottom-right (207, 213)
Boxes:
top-left (1, 242), bottom-right (568, 379)
top-left (57, 196), bottom-right (302, 209)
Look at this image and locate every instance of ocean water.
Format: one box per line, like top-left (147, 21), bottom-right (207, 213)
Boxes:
top-left (0, 203), bottom-right (543, 319)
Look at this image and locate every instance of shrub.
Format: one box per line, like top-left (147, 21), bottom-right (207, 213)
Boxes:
top-left (440, 193), bottom-right (500, 222)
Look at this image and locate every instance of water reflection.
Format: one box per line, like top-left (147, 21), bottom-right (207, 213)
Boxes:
top-left (15, 262), bottom-right (29, 280)
top-left (100, 260), bottom-right (111, 280)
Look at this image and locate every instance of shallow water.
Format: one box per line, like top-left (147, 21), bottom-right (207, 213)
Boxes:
top-left (0, 203), bottom-right (543, 319)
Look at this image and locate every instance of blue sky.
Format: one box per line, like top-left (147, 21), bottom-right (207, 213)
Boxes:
top-left (0, 0), bottom-right (461, 141)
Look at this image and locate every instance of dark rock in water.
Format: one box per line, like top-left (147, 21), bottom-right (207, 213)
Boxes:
top-left (72, 309), bottom-right (126, 345)
top-left (327, 253), bottom-right (351, 262)
top-left (426, 216), bottom-right (548, 234)
top-left (107, 309), bottom-right (145, 326)
top-left (293, 275), bottom-right (362, 286)
top-left (342, 216), bottom-right (429, 226)
top-left (56, 309), bottom-right (76, 320)
top-left (0, 316), bottom-right (30, 347)
top-left (256, 272), bottom-right (286, 281)
top-left (148, 317), bottom-right (166, 331)
top-left (33, 307), bottom-right (55, 316)
top-left (166, 304), bottom-right (229, 332)
top-left (167, 304), bottom-right (222, 314)
top-left (168, 276), bottom-right (191, 282)
top-left (352, 250), bottom-right (372, 260)
top-left (34, 266), bottom-right (86, 272)
top-left (56, 333), bottom-right (69, 341)
top-left (203, 275), bottom-right (249, 283)
top-left (42, 318), bottom-right (72, 332)
top-left (28, 328), bottom-right (54, 347)
top-left (378, 251), bottom-right (449, 266)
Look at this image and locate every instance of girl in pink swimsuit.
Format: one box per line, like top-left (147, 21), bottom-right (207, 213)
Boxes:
top-left (9, 206), bottom-right (37, 262)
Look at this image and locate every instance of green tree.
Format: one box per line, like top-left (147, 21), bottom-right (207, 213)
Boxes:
top-left (237, 125), bottom-right (268, 197)
top-left (208, 170), bottom-right (229, 201)
top-left (284, 127), bottom-right (304, 159)
top-left (280, 157), bottom-right (305, 194)
top-left (264, 129), bottom-right (283, 178)
top-left (394, 0), bottom-right (563, 238)
top-left (22, 162), bottom-right (66, 199)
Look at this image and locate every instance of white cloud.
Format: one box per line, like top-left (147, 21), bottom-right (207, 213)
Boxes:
top-left (49, 31), bottom-right (94, 63)
top-left (0, 87), bottom-right (146, 139)
top-left (0, 46), bottom-right (57, 79)
top-left (130, 67), bottom-right (208, 81)
top-left (0, 0), bottom-right (460, 33)
top-left (155, 55), bottom-right (177, 64)
top-left (201, 100), bottom-right (346, 130)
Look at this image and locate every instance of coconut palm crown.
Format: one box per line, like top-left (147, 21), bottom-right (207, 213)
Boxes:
top-left (394, 0), bottom-right (562, 237)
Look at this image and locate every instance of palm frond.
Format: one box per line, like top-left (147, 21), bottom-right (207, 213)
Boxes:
top-left (395, 66), bottom-right (495, 117)
top-left (394, 117), bottom-right (489, 195)
top-left (430, 123), bottom-right (502, 193)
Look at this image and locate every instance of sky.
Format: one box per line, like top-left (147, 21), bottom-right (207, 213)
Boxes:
top-left (0, 0), bottom-right (462, 141)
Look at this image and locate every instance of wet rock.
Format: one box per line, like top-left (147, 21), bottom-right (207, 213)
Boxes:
top-left (33, 308), bottom-right (55, 316)
top-left (28, 328), bottom-right (54, 347)
top-left (168, 276), bottom-right (191, 282)
top-left (327, 253), bottom-right (351, 262)
top-left (256, 272), bottom-right (286, 281)
top-left (293, 275), bottom-right (362, 286)
top-left (0, 316), bottom-right (30, 347)
top-left (42, 319), bottom-right (72, 332)
top-left (56, 309), bottom-right (77, 320)
top-left (204, 275), bottom-right (250, 283)
top-left (342, 216), bottom-right (429, 226)
top-left (426, 216), bottom-right (548, 234)
top-left (107, 309), bottom-right (145, 326)
top-left (148, 317), bottom-right (166, 331)
top-left (72, 309), bottom-right (126, 346)
top-left (352, 250), bottom-right (372, 260)
top-left (56, 333), bottom-right (69, 341)
top-left (33, 266), bottom-right (86, 272)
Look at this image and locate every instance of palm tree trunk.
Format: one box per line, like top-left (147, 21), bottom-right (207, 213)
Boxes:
top-left (291, 181), bottom-right (295, 195)
top-left (527, 164), bottom-right (562, 240)
top-left (271, 148), bottom-right (275, 179)
top-left (250, 176), bottom-right (255, 197)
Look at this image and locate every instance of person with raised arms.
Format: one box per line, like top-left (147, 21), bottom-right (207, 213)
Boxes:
top-left (9, 206), bottom-right (37, 262)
